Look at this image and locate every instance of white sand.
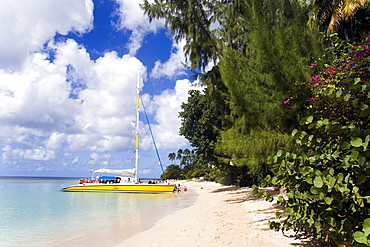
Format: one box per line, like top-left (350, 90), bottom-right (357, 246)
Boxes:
top-left (115, 181), bottom-right (305, 247)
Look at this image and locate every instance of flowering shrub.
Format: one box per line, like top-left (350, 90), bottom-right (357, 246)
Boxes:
top-left (255, 35), bottom-right (370, 246)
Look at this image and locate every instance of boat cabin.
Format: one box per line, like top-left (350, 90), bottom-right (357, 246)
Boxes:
top-left (97, 176), bottom-right (121, 184)
top-left (79, 175), bottom-right (136, 185)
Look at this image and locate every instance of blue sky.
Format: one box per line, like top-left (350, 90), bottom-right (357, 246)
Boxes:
top-left (0, 0), bottom-right (202, 178)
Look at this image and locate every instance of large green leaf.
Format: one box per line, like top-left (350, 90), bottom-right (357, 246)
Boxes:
top-left (299, 117), bottom-right (307, 125)
top-left (360, 107), bottom-right (370, 117)
top-left (324, 197), bottom-right (333, 205)
top-left (351, 150), bottom-right (359, 159)
top-left (353, 231), bottom-right (368, 244)
top-left (326, 175), bottom-right (336, 188)
top-left (343, 93), bottom-right (351, 101)
top-left (340, 142), bottom-right (350, 150)
top-left (314, 176), bottom-right (324, 188)
top-left (363, 218), bottom-right (370, 235)
top-left (341, 218), bottom-right (352, 232)
top-left (349, 84), bottom-right (361, 90)
top-left (305, 177), bottom-right (313, 184)
top-left (359, 157), bottom-right (366, 166)
top-left (308, 122), bottom-right (317, 129)
top-left (336, 89), bottom-right (343, 97)
top-left (351, 137), bottom-right (363, 147)
top-left (310, 186), bottom-right (319, 194)
top-left (354, 78), bottom-right (361, 84)
top-left (285, 207), bottom-right (294, 214)
top-left (301, 166), bottom-right (314, 176)
top-left (342, 78), bottom-right (352, 84)
top-left (306, 115), bottom-right (313, 124)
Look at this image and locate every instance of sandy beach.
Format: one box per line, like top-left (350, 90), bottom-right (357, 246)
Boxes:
top-left (115, 181), bottom-right (313, 247)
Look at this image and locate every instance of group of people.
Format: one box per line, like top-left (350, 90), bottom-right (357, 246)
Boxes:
top-left (79, 178), bottom-right (96, 184)
top-left (79, 178), bottom-right (121, 184)
top-left (174, 183), bottom-right (187, 192)
top-left (147, 179), bottom-right (166, 184)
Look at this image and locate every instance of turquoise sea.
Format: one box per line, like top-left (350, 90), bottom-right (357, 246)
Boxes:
top-left (0, 177), bottom-right (196, 247)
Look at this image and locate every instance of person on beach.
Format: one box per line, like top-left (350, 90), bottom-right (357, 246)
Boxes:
top-left (176, 183), bottom-right (181, 192)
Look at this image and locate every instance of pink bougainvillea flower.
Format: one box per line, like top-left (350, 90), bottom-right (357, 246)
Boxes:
top-left (324, 67), bottom-right (336, 75)
top-left (311, 75), bottom-right (321, 81)
top-left (309, 98), bottom-right (318, 103)
top-left (283, 100), bottom-right (289, 104)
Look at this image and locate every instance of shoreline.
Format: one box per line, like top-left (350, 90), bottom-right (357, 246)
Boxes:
top-left (50, 186), bottom-right (198, 247)
top-left (115, 181), bottom-right (307, 247)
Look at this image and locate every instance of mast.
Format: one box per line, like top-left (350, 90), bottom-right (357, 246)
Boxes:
top-left (135, 69), bottom-right (140, 180)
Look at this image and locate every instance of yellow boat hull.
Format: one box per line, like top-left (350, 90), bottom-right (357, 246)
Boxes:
top-left (60, 184), bottom-right (176, 193)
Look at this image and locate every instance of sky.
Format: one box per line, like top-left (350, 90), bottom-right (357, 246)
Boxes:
top-left (0, 0), bottom-right (201, 178)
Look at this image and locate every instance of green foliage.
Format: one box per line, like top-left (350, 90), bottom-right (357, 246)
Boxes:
top-left (146, 0), bottom-right (328, 185)
top-left (179, 89), bottom-right (220, 162)
top-left (145, 3), bottom-right (370, 245)
top-left (189, 168), bottom-right (206, 178)
top-left (309, 0), bottom-right (370, 39)
top-left (354, 219), bottom-right (370, 245)
top-left (216, 128), bottom-right (295, 182)
top-left (141, 0), bottom-right (222, 69)
top-left (215, 0), bottom-right (326, 183)
top-left (262, 37), bottom-right (370, 246)
top-left (161, 165), bottom-right (183, 179)
top-left (163, 148), bottom-right (212, 180)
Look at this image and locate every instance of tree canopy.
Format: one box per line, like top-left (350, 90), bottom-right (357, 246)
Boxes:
top-left (142, 1), bottom-right (370, 243)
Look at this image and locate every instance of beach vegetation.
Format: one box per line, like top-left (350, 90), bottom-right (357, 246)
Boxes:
top-left (146, 0), bottom-right (328, 185)
top-left (143, 0), bottom-right (370, 244)
top-left (256, 36), bottom-right (370, 246)
top-left (161, 164), bottom-right (183, 180)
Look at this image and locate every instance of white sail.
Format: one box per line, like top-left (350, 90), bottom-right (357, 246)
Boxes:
top-left (92, 71), bottom-right (140, 180)
top-left (92, 168), bottom-right (136, 177)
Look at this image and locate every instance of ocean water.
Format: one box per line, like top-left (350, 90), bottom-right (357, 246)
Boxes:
top-left (0, 177), bottom-right (196, 247)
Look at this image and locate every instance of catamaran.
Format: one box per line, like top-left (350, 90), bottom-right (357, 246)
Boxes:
top-left (60, 71), bottom-right (176, 193)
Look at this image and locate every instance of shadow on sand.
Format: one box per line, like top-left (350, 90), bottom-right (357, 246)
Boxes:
top-left (210, 185), bottom-right (338, 247)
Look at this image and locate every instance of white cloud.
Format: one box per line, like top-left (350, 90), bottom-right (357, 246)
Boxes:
top-left (114, 0), bottom-right (165, 55)
top-left (71, 156), bottom-right (79, 165)
top-left (140, 79), bottom-right (202, 150)
top-left (0, 51), bottom-right (79, 133)
top-left (3, 145), bottom-right (56, 161)
top-left (140, 168), bottom-right (152, 175)
top-left (0, 39), bottom-right (146, 163)
top-left (36, 166), bottom-right (46, 172)
top-left (114, 1), bottom-right (190, 80)
top-left (0, 0), bottom-right (196, 177)
top-left (45, 132), bottom-right (66, 151)
top-left (0, 0), bottom-right (93, 70)
top-left (88, 152), bottom-right (111, 166)
top-left (150, 39), bottom-right (188, 78)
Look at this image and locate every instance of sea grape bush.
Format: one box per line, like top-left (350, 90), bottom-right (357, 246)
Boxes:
top-left (254, 35), bottom-right (370, 246)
